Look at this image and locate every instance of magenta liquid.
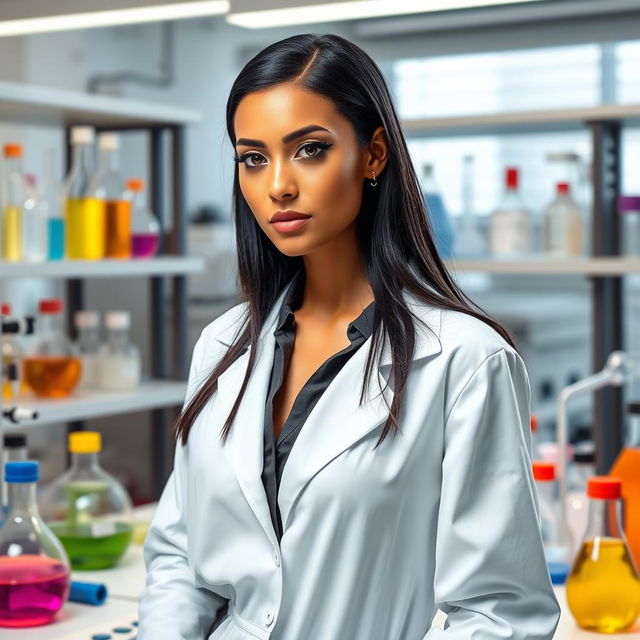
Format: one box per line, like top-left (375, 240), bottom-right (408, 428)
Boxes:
top-left (0, 555), bottom-right (69, 627)
top-left (132, 233), bottom-right (160, 258)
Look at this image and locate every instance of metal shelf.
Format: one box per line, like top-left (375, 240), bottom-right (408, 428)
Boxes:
top-left (446, 256), bottom-right (640, 275)
top-left (0, 80), bottom-right (200, 128)
top-left (12, 380), bottom-right (187, 428)
top-left (0, 256), bottom-right (205, 279)
top-left (401, 103), bottom-right (640, 137)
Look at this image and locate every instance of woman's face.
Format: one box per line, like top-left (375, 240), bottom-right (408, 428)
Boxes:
top-left (233, 82), bottom-right (386, 257)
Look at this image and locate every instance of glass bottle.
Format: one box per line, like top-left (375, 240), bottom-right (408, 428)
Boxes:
top-left (1, 302), bottom-right (23, 401)
top-left (0, 461), bottom-right (70, 628)
top-left (542, 182), bottom-right (584, 257)
top-left (421, 163), bottom-right (455, 259)
top-left (39, 431), bottom-right (134, 570)
top-left (64, 126), bottom-right (104, 260)
top-left (74, 310), bottom-right (101, 389)
top-left (609, 402), bottom-right (640, 568)
top-left (21, 173), bottom-right (47, 263)
top-left (126, 178), bottom-right (160, 259)
top-left (618, 195), bottom-right (640, 257)
top-left (40, 149), bottom-right (65, 261)
top-left (22, 298), bottom-right (81, 398)
top-left (1, 432), bottom-right (28, 521)
top-left (566, 476), bottom-right (640, 633)
top-left (96, 311), bottom-right (141, 391)
top-left (1, 143), bottom-right (25, 262)
top-left (490, 167), bottom-right (532, 258)
top-left (89, 133), bottom-right (131, 259)
top-left (532, 461), bottom-right (571, 565)
top-left (454, 154), bottom-right (486, 258)
top-left (565, 444), bottom-right (596, 557)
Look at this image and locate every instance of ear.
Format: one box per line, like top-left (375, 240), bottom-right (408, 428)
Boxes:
top-left (363, 126), bottom-right (389, 179)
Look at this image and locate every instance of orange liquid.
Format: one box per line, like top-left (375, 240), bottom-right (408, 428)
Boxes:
top-left (566, 537), bottom-right (640, 633)
top-left (23, 356), bottom-right (81, 398)
top-left (105, 200), bottom-right (131, 258)
top-left (609, 447), bottom-right (640, 568)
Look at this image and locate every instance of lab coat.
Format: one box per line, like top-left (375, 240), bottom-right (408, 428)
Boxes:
top-left (138, 281), bottom-right (561, 640)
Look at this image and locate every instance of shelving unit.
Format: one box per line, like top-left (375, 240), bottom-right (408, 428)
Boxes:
top-left (403, 102), bottom-right (640, 473)
top-left (0, 80), bottom-right (203, 498)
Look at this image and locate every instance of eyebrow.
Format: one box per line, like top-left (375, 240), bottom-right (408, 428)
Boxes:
top-left (235, 124), bottom-right (331, 148)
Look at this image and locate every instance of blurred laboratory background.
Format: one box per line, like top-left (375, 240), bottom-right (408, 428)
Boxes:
top-left (2, 0), bottom-right (640, 636)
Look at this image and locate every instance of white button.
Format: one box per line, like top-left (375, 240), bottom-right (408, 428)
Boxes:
top-left (265, 609), bottom-right (274, 626)
top-left (272, 549), bottom-right (280, 567)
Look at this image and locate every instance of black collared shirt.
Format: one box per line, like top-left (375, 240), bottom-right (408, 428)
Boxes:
top-left (261, 269), bottom-right (376, 542)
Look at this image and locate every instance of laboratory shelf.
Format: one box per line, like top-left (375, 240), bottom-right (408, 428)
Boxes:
top-left (401, 102), bottom-right (640, 137)
top-left (0, 256), bottom-right (205, 279)
top-left (13, 380), bottom-right (187, 427)
top-left (0, 79), bottom-right (200, 127)
top-left (445, 256), bottom-right (640, 276)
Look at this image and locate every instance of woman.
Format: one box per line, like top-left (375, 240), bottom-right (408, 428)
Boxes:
top-left (139, 33), bottom-right (560, 639)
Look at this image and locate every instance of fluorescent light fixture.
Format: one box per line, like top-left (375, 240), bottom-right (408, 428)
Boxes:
top-left (0, 1), bottom-right (228, 37)
top-left (227, 0), bottom-right (545, 28)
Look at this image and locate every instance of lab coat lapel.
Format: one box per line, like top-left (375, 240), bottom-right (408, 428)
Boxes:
top-left (277, 296), bottom-right (442, 533)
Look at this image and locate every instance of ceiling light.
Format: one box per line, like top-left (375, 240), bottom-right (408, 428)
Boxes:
top-left (0, 1), bottom-right (228, 37)
top-left (226, 0), bottom-right (545, 29)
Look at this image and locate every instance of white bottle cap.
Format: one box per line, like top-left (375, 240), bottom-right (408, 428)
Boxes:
top-left (98, 133), bottom-right (119, 151)
top-left (105, 311), bottom-right (130, 330)
top-left (70, 126), bottom-right (95, 145)
top-left (75, 310), bottom-right (100, 329)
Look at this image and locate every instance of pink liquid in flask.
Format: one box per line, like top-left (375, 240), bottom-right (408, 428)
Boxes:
top-left (0, 555), bottom-right (70, 627)
top-left (132, 233), bottom-right (159, 258)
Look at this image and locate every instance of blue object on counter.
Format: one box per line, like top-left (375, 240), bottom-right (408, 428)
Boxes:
top-left (548, 561), bottom-right (570, 585)
top-left (423, 192), bottom-right (455, 259)
top-left (70, 580), bottom-right (108, 605)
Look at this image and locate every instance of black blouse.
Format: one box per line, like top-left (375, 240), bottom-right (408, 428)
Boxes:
top-left (261, 269), bottom-right (376, 541)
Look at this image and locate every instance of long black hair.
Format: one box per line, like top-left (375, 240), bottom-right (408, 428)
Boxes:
top-left (174, 33), bottom-right (515, 447)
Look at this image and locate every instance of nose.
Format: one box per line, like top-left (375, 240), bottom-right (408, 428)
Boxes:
top-left (269, 157), bottom-right (298, 201)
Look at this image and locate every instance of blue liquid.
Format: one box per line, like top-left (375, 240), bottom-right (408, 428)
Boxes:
top-left (47, 218), bottom-right (64, 260)
top-left (424, 192), bottom-right (455, 259)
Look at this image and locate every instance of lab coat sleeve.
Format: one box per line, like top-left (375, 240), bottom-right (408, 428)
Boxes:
top-left (426, 348), bottom-right (561, 639)
top-left (138, 335), bottom-right (227, 639)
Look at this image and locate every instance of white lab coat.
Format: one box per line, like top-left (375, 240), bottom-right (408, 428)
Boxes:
top-left (138, 279), bottom-right (561, 640)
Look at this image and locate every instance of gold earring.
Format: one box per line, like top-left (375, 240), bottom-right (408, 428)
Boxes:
top-left (370, 171), bottom-right (378, 187)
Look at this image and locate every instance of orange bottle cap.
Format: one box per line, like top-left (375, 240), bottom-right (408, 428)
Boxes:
top-left (532, 461), bottom-right (555, 481)
top-left (587, 476), bottom-right (622, 500)
top-left (3, 143), bottom-right (22, 158)
top-left (126, 178), bottom-right (144, 192)
top-left (530, 414), bottom-right (538, 432)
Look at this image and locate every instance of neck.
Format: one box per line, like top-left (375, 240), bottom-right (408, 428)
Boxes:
top-left (301, 225), bottom-right (374, 320)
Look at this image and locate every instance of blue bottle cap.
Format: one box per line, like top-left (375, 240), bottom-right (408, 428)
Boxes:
top-left (69, 580), bottom-right (108, 606)
top-left (548, 561), bottom-right (570, 585)
top-left (5, 460), bottom-right (38, 483)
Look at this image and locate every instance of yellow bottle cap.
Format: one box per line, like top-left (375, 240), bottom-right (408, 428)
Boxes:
top-left (69, 431), bottom-right (101, 454)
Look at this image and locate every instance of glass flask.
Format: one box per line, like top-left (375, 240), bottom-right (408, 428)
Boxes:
top-left (74, 310), bottom-right (101, 389)
top-left (565, 444), bottom-right (596, 557)
top-left (1, 302), bottom-right (23, 401)
top-left (96, 311), bottom-right (141, 391)
top-left (23, 298), bottom-right (81, 398)
top-left (532, 461), bottom-right (571, 565)
top-left (1, 143), bottom-right (25, 262)
top-left (490, 166), bottom-right (532, 258)
top-left (40, 149), bottom-right (65, 260)
top-left (0, 461), bottom-right (70, 628)
top-left (126, 178), bottom-right (160, 259)
top-left (39, 431), bottom-right (133, 570)
top-left (64, 126), bottom-right (104, 260)
top-left (566, 476), bottom-right (640, 633)
top-left (88, 133), bottom-right (131, 259)
top-left (1, 432), bottom-right (28, 518)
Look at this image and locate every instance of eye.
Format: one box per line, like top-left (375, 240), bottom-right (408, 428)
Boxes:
top-left (233, 151), bottom-right (265, 168)
top-left (296, 141), bottom-right (332, 159)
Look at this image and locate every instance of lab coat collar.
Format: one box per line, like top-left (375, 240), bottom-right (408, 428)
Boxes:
top-left (213, 278), bottom-right (442, 547)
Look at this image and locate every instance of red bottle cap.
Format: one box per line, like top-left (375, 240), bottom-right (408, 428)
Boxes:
top-left (587, 476), bottom-right (622, 500)
top-left (532, 461), bottom-right (555, 481)
top-left (39, 298), bottom-right (63, 314)
top-left (530, 414), bottom-right (538, 433)
top-left (557, 182), bottom-right (569, 195)
top-left (506, 167), bottom-right (519, 189)
top-left (0, 303), bottom-right (10, 315)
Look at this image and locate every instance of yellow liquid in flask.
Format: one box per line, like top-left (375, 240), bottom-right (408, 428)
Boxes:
top-left (66, 198), bottom-right (105, 260)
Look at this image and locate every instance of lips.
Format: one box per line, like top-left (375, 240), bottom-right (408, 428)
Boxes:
top-left (270, 210), bottom-right (311, 223)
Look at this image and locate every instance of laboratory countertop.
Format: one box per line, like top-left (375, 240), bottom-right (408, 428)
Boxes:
top-left (9, 503), bottom-right (640, 640)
